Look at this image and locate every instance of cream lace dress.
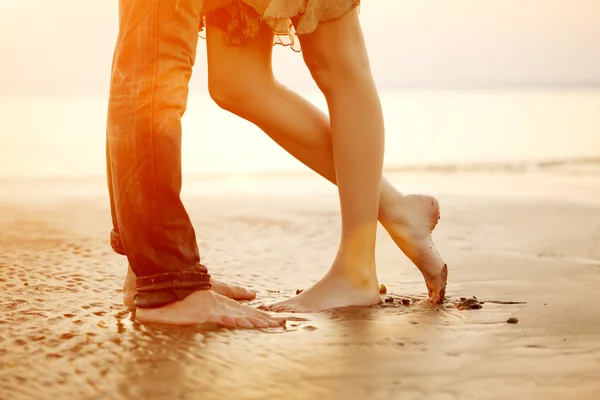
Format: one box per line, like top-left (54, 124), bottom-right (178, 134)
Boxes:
top-left (199, 0), bottom-right (361, 51)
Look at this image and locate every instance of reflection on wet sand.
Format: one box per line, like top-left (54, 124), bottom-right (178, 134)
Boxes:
top-left (2, 171), bottom-right (600, 399)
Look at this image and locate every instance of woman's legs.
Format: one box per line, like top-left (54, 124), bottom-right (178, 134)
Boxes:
top-left (271, 7), bottom-right (385, 311)
top-left (206, 14), bottom-right (447, 306)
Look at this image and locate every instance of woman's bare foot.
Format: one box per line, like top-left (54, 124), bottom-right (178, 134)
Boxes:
top-left (380, 194), bottom-right (448, 303)
top-left (123, 266), bottom-right (256, 308)
top-left (267, 267), bottom-right (381, 313)
top-left (136, 290), bottom-right (286, 328)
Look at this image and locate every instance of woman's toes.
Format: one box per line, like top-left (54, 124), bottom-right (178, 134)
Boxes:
top-left (268, 305), bottom-right (285, 313)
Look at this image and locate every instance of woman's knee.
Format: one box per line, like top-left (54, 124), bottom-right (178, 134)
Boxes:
top-left (303, 45), bottom-right (371, 97)
top-left (208, 67), bottom-right (277, 116)
top-left (300, 11), bottom-right (372, 96)
top-left (208, 71), bottom-right (247, 112)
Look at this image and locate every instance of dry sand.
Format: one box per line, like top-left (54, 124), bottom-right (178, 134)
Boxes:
top-left (1, 169), bottom-right (600, 400)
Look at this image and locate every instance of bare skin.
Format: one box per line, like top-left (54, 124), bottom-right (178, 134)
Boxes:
top-left (380, 195), bottom-right (448, 304)
top-left (210, 9), bottom-right (383, 312)
top-left (269, 9), bottom-right (386, 312)
top-left (123, 266), bottom-right (256, 308)
top-left (206, 11), bottom-right (447, 311)
top-left (136, 290), bottom-right (286, 328)
top-left (268, 267), bottom-right (381, 313)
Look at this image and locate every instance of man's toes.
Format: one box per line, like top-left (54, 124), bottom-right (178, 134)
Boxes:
top-left (216, 284), bottom-right (234, 299)
top-left (216, 315), bottom-right (237, 329)
top-left (245, 317), bottom-right (269, 329)
top-left (234, 317), bottom-right (255, 329)
top-left (211, 280), bottom-right (256, 301)
top-left (270, 305), bottom-right (296, 313)
top-left (234, 286), bottom-right (256, 301)
top-left (269, 317), bottom-right (286, 328)
top-left (223, 284), bottom-right (255, 300)
top-left (248, 312), bottom-right (285, 328)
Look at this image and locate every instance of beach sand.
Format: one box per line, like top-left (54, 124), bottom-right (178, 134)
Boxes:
top-left (1, 169), bottom-right (600, 400)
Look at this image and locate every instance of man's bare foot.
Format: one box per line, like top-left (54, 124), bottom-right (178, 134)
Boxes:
top-left (123, 266), bottom-right (256, 308)
top-left (123, 266), bottom-right (137, 307)
top-left (381, 194), bottom-right (448, 303)
top-left (267, 268), bottom-right (381, 313)
top-left (136, 290), bottom-right (286, 328)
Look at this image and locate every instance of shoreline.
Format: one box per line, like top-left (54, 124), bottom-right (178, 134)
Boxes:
top-left (2, 168), bottom-right (599, 209)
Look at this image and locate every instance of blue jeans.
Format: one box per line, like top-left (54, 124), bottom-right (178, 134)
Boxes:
top-left (106, 0), bottom-right (211, 308)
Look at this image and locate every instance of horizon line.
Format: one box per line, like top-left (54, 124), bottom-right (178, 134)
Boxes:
top-left (2, 82), bottom-right (600, 97)
top-left (1, 156), bottom-right (598, 184)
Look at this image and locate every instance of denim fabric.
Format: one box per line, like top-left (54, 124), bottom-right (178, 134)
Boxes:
top-left (106, 0), bottom-right (211, 308)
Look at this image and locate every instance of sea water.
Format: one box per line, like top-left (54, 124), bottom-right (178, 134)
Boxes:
top-left (1, 89), bottom-right (599, 180)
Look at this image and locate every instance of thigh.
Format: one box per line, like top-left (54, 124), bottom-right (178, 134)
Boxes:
top-left (205, 12), bottom-right (275, 83)
top-left (112, 0), bottom-right (202, 88)
top-left (109, 0), bottom-right (203, 139)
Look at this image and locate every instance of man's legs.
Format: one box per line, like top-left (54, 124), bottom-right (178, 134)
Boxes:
top-left (107, 0), bottom-right (208, 308)
top-left (106, 0), bottom-right (283, 328)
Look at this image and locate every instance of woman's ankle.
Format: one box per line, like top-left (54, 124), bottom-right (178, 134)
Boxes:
top-left (378, 181), bottom-right (403, 223)
top-left (328, 257), bottom-right (378, 288)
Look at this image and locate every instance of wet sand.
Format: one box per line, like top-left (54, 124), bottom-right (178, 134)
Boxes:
top-left (1, 170), bottom-right (600, 400)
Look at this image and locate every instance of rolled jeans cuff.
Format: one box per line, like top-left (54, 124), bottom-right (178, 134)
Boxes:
top-left (110, 230), bottom-right (211, 308)
top-left (110, 229), bottom-right (127, 256)
top-left (135, 271), bottom-right (212, 309)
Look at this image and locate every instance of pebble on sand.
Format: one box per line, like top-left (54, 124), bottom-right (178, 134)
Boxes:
top-left (379, 284), bottom-right (387, 295)
top-left (296, 289), bottom-right (303, 295)
top-left (401, 299), bottom-right (411, 306)
top-left (384, 296), bottom-right (394, 303)
top-left (507, 317), bottom-right (519, 324)
top-left (456, 297), bottom-right (482, 310)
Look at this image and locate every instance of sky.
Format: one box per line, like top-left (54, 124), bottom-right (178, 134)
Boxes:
top-left (1, 0), bottom-right (599, 95)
